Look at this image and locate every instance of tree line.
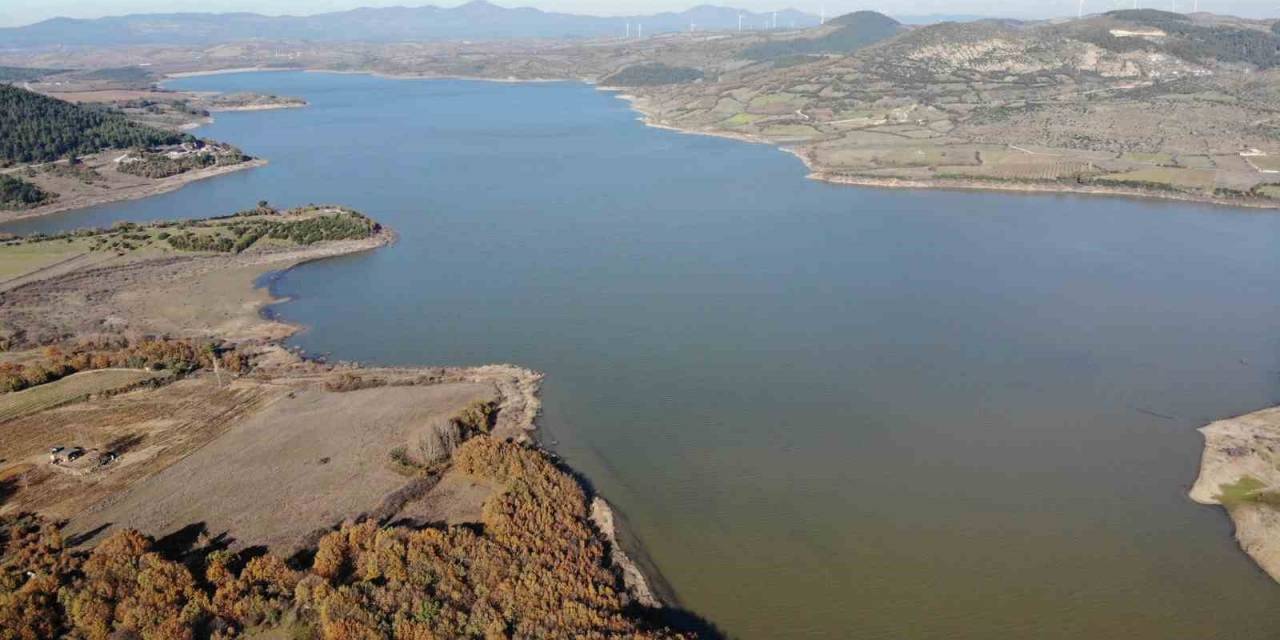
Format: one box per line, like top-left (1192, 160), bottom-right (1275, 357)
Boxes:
top-left (0, 337), bottom-right (247, 393)
top-left (165, 211), bottom-right (379, 254)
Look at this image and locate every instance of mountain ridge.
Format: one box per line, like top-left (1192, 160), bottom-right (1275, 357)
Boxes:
top-left (0, 1), bottom-right (821, 47)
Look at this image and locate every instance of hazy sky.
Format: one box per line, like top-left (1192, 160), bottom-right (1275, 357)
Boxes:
top-left (1, 0), bottom-right (1276, 28)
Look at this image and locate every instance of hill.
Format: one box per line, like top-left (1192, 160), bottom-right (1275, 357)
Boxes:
top-left (602, 63), bottom-right (705, 86)
top-left (0, 85), bottom-right (187, 164)
top-left (740, 11), bottom-right (904, 60)
top-left (1064, 9), bottom-right (1280, 69)
top-left (0, 1), bottom-right (819, 47)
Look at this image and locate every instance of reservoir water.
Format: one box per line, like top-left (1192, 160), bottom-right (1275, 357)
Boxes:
top-left (10, 71), bottom-right (1280, 639)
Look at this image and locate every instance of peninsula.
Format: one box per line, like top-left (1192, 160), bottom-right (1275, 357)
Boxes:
top-left (0, 205), bottom-right (686, 638)
top-left (0, 84), bottom-right (264, 222)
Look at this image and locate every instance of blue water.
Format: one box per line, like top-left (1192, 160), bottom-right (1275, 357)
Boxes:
top-left (11, 72), bottom-right (1280, 639)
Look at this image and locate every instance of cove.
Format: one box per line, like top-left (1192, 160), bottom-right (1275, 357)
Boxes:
top-left (9, 71), bottom-right (1280, 639)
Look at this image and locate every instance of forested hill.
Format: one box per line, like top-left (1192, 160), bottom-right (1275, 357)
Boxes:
top-left (0, 85), bottom-right (187, 164)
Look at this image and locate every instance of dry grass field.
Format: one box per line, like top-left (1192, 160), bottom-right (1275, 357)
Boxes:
top-left (64, 379), bottom-right (498, 554)
top-left (0, 368), bottom-right (161, 423)
top-left (0, 376), bottom-right (279, 521)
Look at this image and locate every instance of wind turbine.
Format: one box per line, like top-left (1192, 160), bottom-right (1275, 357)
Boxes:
top-left (772, 11), bottom-right (778, 29)
top-left (821, 5), bottom-right (826, 25)
top-left (1079, 0), bottom-right (1085, 17)
top-left (738, 13), bottom-right (743, 31)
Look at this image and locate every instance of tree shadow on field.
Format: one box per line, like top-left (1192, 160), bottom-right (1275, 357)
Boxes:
top-left (155, 522), bottom-right (237, 564)
top-left (104, 432), bottom-right (146, 455)
top-left (0, 476), bottom-right (17, 506)
top-left (66, 522), bottom-right (113, 547)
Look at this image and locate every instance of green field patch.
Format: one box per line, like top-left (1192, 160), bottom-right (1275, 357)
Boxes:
top-left (761, 124), bottom-right (820, 139)
top-left (1175, 154), bottom-right (1216, 170)
top-left (815, 145), bottom-right (978, 169)
top-left (0, 238), bottom-right (91, 281)
top-left (722, 113), bottom-right (764, 127)
top-left (949, 161), bottom-right (1098, 182)
top-left (1120, 152), bottom-right (1177, 166)
top-left (0, 368), bottom-right (162, 422)
top-left (1257, 185), bottom-right (1280, 200)
top-left (711, 97), bottom-right (745, 115)
top-left (747, 93), bottom-right (803, 114)
top-left (1095, 167), bottom-right (1216, 192)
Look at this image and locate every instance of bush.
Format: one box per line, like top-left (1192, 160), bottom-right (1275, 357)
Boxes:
top-left (0, 174), bottom-right (54, 210)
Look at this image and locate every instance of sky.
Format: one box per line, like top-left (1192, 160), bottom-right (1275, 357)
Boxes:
top-left (0, 0), bottom-right (1276, 28)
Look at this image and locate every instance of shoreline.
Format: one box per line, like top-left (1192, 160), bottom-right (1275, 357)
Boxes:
top-left (1189, 406), bottom-right (1280, 583)
top-left (0, 158), bottom-right (268, 224)
top-left (165, 66), bottom-right (301, 78)
top-left (163, 68), bottom-right (1279, 212)
top-left (606, 89), bottom-right (1280, 213)
top-left (252, 224), bottom-right (672, 608)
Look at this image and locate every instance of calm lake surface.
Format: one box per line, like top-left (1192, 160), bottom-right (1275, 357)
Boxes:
top-left (11, 71), bottom-right (1280, 639)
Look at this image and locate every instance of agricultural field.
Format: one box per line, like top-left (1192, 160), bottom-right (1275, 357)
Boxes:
top-left (1094, 167), bottom-right (1218, 192)
top-left (1246, 154), bottom-right (1280, 173)
top-left (1120, 152), bottom-right (1178, 166)
top-left (0, 368), bottom-right (161, 423)
top-left (63, 380), bottom-right (497, 553)
top-left (810, 143), bottom-right (980, 170)
top-left (0, 235), bottom-right (94, 281)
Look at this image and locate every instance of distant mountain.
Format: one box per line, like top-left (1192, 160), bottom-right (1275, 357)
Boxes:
top-left (0, 1), bottom-right (821, 48)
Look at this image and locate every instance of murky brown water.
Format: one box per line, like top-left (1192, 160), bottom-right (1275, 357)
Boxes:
top-left (13, 72), bottom-right (1280, 639)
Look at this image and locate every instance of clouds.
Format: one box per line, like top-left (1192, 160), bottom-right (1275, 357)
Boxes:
top-left (1, 0), bottom-right (1276, 28)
